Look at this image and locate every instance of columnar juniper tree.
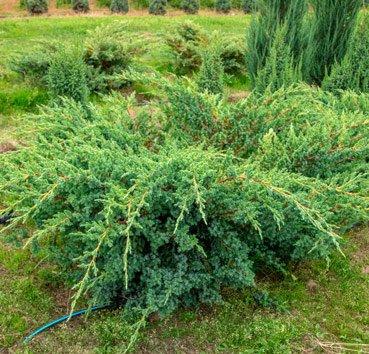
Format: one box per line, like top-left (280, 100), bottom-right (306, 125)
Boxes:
top-left (149, 0), bottom-right (167, 14)
top-left (246, 0), bottom-right (307, 85)
top-left (25, 0), bottom-right (48, 14)
top-left (181, 0), bottom-right (200, 14)
top-left (322, 16), bottom-right (369, 94)
top-left (215, 0), bottom-right (231, 13)
top-left (255, 25), bottom-right (301, 93)
top-left (303, 0), bottom-right (361, 84)
top-left (110, 0), bottom-right (129, 13)
top-left (72, 0), bottom-right (89, 12)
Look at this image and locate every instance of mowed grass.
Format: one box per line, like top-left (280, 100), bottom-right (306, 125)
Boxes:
top-left (1, 14), bottom-right (369, 353)
top-left (1, 228), bottom-right (368, 352)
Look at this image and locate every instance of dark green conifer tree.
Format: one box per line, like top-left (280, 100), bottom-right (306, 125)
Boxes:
top-left (322, 16), bottom-right (369, 94)
top-left (149, 0), bottom-right (167, 15)
top-left (246, 0), bottom-right (307, 85)
top-left (72, 0), bottom-right (89, 12)
top-left (181, 0), bottom-right (199, 14)
top-left (215, 0), bottom-right (231, 13)
top-left (110, 0), bottom-right (129, 13)
top-left (242, 0), bottom-right (254, 13)
top-left (303, 0), bottom-right (361, 84)
top-left (255, 25), bottom-right (301, 93)
top-left (25, 0), bottom-right (48, 14)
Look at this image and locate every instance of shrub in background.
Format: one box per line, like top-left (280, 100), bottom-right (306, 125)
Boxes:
top-left (322, 16), bottom-right (369, 94)
top-left (84, 23), bottom-right (144, 92)
top-left (47, 49), bottom-right (89, 103)
top-left (303, 0), bottom-right (361, 84)
top-left (215, 0), bottom-right (231, 13)
top-left (254, 25), bottom-right (301, 93)
top-left (242, 0), bottom-right (254, 13)
top-left (9, 43), bottom-right (57, 85)
top-left (72, 0), bottom-right (90, 12)
top-left (218, 36), bottom-right (246, 75)
top-left (25, 0), bottom-right (48, 14)
top-left (197, 50), bottom-right (224, 96)
top-left (110, 0), bottom-right (129, 12)
top-left (181, 0), bottom-right (199, 14)
top-left (246, 0), bottom-right (307, 85)
top-left (166, 21), bottom-right (209, 74)
top-left (148, 0), bottom-right (167, 14)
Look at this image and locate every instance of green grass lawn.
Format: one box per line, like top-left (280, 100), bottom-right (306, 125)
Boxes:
top-left (2, 227), bottom-right (369, 352)
top-left (1, 14), bottom-right (369, 353)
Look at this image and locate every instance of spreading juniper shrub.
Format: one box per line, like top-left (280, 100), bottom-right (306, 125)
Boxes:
top-left (1, 83), bottom-right (368, 350)
top-left (83, 23), bottom-right (144, 93)
top-left (217, 35), bottom-right (246, 75)
top-left (9, 42), bottom-right (58, 85)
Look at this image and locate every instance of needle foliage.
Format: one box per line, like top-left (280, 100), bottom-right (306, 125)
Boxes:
top-left (1, 82), bottom-right (368, 327)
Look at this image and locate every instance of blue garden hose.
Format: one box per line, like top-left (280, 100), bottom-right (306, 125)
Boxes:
top-left (23, 305), bottom-right (109, 344)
